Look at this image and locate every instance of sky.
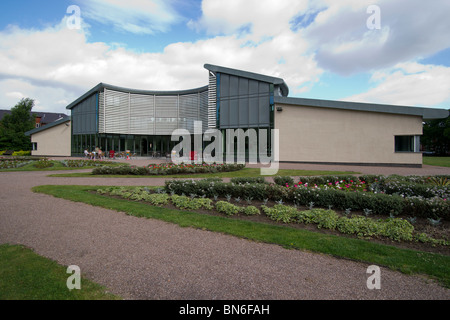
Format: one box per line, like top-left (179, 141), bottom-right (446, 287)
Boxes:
top-left (0, 0), bottom-right (449, 115)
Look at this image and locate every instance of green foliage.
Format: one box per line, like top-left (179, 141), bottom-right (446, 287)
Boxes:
top-left (12, 150), bottom-right (31, 156)
top-left (96, 186), bottom-right (446, 244)
top-left (242, 205), bottom-right (260, 216)
top-left (34, 159), bottom-right (54, 169)
top-left (261, 204), bottom-right (297, 223)
top-left (92, 163), bottom-right (245, 176)
top-left (428, 176), bottom-right (450, 186)
top-left (296, 209), bottom-right (340, 230)
top-left (0, 159), bottom-right (32, 169)
top-left (61, 159), bottom-right (116, 167)
top-left (171, 194), bottom-right (213, 210)
top-left (230, 177), bottom-right (267, 184)
top-left (273, 175), bottom-right (294, 186)
top-left (0, 98), bottom-right (35, 151)
top-left (215, 201), bottom-right (242, 216)
top-left (422, 111), bottom-right (450, 155)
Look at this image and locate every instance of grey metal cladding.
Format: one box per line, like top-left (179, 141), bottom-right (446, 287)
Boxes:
top-left (94, 86), bottom-right (209, 136)
top-left (71, 93), bottom-right (97, 134)
top-left (218, 73), bottom-right (271, 129)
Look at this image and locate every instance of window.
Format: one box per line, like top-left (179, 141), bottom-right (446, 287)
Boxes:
top-left (395, 135), bottom-right (420, 152)
top-left (32, 142), bottom-right (37, 151)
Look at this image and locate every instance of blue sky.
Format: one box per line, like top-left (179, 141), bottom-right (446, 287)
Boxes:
top-left (0, 0), bottom-right (449, 114)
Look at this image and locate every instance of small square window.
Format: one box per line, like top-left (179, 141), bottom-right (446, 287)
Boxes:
top-left (32, 142), bottom-right (38, 151)
top-left (395, 135), bottom-right (420, 152)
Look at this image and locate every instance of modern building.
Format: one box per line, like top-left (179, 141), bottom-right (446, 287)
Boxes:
top-left (27, 64), bottom-right (448, 166)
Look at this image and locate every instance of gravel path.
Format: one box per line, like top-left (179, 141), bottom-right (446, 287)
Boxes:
top-left (1, 162), bottom-right (449, 300)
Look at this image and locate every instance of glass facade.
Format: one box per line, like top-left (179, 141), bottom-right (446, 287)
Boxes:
top-left (68, 65), bottom-right (286, 159)
top-left (72, 133), bottom-right (179, 157)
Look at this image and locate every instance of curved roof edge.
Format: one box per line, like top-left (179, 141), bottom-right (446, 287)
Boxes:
top-left (66, 83), bottom-right (209, 110)
top-left (275, 96), bottom-right (449, 120)
top-left (204, 64), bottom-right (289, 97)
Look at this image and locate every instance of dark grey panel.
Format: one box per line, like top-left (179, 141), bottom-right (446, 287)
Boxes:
top-left (71, 93), bottom-right (97, 135)
top-left (229, 75), bottom-right (239, 127)
top-left (239, 78), bottom-right (249, 126)
top-left (217, 73), bottom-right (271, 128)
top-left (248, 80), bottom-right (260, 127)
top-left (259, 82), bottom-right (270, 125)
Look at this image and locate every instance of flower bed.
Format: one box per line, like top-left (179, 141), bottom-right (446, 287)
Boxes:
top-left (92, 162), bottom-right (245, 176)
top-left (0, 160), bottom-right (32, 169)
top-left (60, 159), bottom-right (116, 167)
top-left (164, 176), bottom-right (450, 220)
top-left (96, 185), bottom-right (449, 247)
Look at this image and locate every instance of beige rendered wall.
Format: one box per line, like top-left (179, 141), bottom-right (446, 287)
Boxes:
top-left (31, 121), bottom-right (71, 156)
top-left (274, 104), bottom-right (423, 166)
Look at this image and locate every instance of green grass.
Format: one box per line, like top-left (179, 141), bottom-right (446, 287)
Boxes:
top-left (48, 167), bottom-right (359, 178)
top-left (423, 156), bottom-right (450, 168)
top-left (0, 243), bottom-right (120, 300)
top-left (33, 184), bottom-right (450, 288)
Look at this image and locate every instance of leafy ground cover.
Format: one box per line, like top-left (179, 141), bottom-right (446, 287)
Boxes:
top-left (0, 159), bottom-right (122, 172)
top-left (33, 184), bottom-right (450, 288)
top-left (0, 244), bottom-right (120, 300)
top-left (100, 184), bottom-right (450, 251)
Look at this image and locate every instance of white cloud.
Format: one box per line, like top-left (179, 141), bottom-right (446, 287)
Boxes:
top-left (304, 0), bottom-right (450, 75)
top-left (0, 5), bottom-right (324, 113)
top-left (2, 0), bottom-right (449, 115)
top-left (344, 62), bottom-right (450, 107)
top-left (75, 0), bottom-right (182, 34)
top-left (189, 0), bottom-right (309, 41)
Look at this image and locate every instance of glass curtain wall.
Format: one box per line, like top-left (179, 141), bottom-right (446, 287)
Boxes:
top-left (72, 134), bottom-right (174, 157)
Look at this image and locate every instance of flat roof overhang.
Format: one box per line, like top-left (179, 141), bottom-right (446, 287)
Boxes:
top-left (274, 96), bottom-right (449, 120)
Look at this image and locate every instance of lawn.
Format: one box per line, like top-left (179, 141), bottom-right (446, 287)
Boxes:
top-left (0, 244), bottom-right (120, 300)
top-left (33, 184), bottom-right (450, 288)
top-left (423, 156), bottom-right (450, 168)
top-left (48, 167), bottom-right (360, 178)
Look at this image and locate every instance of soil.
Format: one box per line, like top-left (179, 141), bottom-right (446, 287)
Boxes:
top-left (100, 192), bottom-right (450, 256)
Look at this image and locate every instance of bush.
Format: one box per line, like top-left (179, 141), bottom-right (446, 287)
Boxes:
top-left (230, 177), bottom-right (266, 184)
top-left (295, 209), bottom-right (339, 230)
top-left (273, 176), bottom-right (294, 187)
top-left (34, 159), bottom-right (54, 169)
top-left (12, 150), bottom-right (31, 156)
top-left (242, 206), bottom-right (260, 216)
top-left (261, 204), bottom-right (297, 223)
top-left (215, 201), bottom-right (241, 216)
top-left (164, 179), bottom-right (288, 201)
top-left (336, 215), bottom-right (415, 241)
top-left (92, 163), bottom-right (245, 176)
top-left (171, 195), bottom-right (213, 210)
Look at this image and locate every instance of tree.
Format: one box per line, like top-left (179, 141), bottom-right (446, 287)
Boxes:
top-left (421, 109), bottom-right (450, 155)
top-left (0, 98), bottom-right (36, 151)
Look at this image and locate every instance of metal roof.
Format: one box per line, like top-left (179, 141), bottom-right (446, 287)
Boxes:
top-left (64, 64), bottom-right (448, 120)
top-left (204, 63), bottom-right (289, 97)
top-left (66, 83), bottom-right (209, 110)
top-left (275, 96), bottom-right (449, 120)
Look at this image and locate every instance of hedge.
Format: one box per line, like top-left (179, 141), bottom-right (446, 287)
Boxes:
top-left (165, 179), bottom-right (450, 220)
top-left (92, 163), bottom-right (245, 175)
